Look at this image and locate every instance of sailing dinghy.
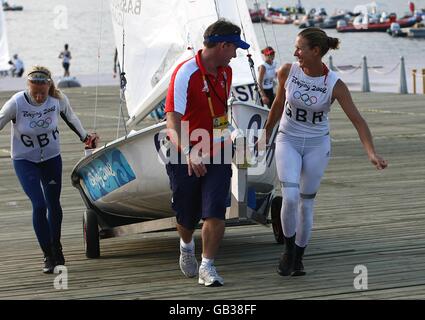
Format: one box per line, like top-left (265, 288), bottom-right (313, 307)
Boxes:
top-left (71, 0), bottom-right (283, 258)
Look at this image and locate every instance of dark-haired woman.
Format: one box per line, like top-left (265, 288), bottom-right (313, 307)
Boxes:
top-left (258, 46), bottom-right (277, 108)
top-left (264, 28), bottom-right (388, 277)
top-left (58, 44), bottom-right (72, 77)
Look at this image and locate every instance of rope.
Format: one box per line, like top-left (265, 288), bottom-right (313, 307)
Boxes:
top-left (214, 0), bottom-right (220, 18)
top-left (265, 1), bottom-right (283, 65)
top-left (231, 0), bottom-right (260, 106)
top-left (270, 19), bottom-right (282, 64)
top-left (229, 93), bottom-right (239, 130)
top-left (116, 98), bottom-right (122, 139)
top-left (332, 59), bottom-right (400, 76)
top-left (93, 0), bottom-right (104, 132)
top-left (116, 11), bottom-right (128, 139)
top-left (332, 63), bottom-right (362, 74)
top-left (254, 0), bottom-right (268, 47)
top-left (116, 93), bottom-right (128, 139)
top-left (371, 62), bottom-right (400, 75)
top-left (235, 0), bottom-right (248, 46)
top-left (234, 0), bottom-right (264, 107)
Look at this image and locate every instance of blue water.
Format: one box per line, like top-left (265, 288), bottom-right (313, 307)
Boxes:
top-left (5, 0), bottom-right (425, 78)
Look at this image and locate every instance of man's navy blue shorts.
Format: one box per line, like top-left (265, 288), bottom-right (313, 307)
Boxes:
top-left (166, 163), bottom-right (232, 230)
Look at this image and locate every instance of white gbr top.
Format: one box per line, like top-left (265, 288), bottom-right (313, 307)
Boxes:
top-left (0, 91), bottom-right (87, 162)
top-left (278, 62), bottom-right (339, 138)
top-left (261, 60), bottom-right (277, 90)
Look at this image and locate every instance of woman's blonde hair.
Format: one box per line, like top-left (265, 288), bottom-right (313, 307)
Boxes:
top-left (27, 65), bottom-right (62, 99)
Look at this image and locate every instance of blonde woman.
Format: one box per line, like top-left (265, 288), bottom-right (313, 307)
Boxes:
top-left (0, 66), bottom-right (98, 273)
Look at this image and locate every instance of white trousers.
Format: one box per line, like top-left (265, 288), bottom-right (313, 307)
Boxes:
top-left (275, 132), bottom-right (331, 247)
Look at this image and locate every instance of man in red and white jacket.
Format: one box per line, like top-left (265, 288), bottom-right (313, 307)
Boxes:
top-left (165, 18), bottom-right (250, 287)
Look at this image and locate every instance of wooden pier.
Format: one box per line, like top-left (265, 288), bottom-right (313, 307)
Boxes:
top-left (0, 87), bottom-right (424, 300)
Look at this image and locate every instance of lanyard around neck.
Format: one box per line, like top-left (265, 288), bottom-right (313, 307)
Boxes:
top-left (201, 72), bottom-right (228, 118)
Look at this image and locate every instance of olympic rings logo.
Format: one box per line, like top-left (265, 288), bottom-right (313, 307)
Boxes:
top-left (30, 117), bottom-right (52, 129)
top-left (293, 91), bottom-right (317, 106)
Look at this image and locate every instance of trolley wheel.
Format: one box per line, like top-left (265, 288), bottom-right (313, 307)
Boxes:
top-left (271, 196), bottom-right (284, 244)
top-left (83, 209), bottom-right (100, 258)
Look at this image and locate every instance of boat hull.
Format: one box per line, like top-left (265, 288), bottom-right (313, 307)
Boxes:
top-left (337, 16), bottom-right (420, 32)
top-left (3, 5), bottom-right (23, 11)
top-left (71, 101), bottom-right (278, 225)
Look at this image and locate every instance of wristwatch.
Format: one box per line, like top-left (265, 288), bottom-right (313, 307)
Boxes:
top-left (182, 145), bottom-right (192, 155)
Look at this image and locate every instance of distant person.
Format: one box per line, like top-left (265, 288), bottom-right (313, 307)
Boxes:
top-left (165, 19), bottom-right (250, 287)
top-left (408, 1), bottom-right (415, 15)
top-left (296, 0), bottom-right (304, 14)
top-left (0, 65), bottom-right (99, 274)
top-left (5, 60), bottom-right (14, 77)
top-left (264, 28), bottom-right (388, 277)
top-left (11, 54), bottom-right (24, 77)
top-left (58, 44), bottom-right (72, 77)
top-left (258, 46), bottom-right (277, 108)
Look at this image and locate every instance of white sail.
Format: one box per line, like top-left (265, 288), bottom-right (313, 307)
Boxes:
top-left (110, 0), bottom-right (262, 127)
top-left (215, 0), bottom-right (263, 87)
top-left (72, 1), bottom-right (278, 248)
top-left (0, 5), bottom-right (10, 71)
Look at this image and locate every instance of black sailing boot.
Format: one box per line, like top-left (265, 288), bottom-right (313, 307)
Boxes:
top-left (277, 234), bottom-right (296, 276)
top-left (42, 247), bottom-right (55, 274)
top-left (52, 242), bottom-right (65, 266)
top-left (292, 245), bottom-right (306, 277)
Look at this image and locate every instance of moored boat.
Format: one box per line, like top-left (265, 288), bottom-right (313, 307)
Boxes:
top-left (249, 7), bottom-right (265, 23)
top-left (337, 14), bottom-right (421, 32)
top-left (2, 1), bottom-right (23, 11)
top-left (264, 13), bottom-right (294, 24)
top-left (387, 22), bottom-right (425, 38)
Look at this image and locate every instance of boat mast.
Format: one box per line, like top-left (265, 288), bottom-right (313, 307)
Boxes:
top-left (236, 0), bottom-right (264, 107)
top-left (214, 0), bottom-right (264, 107)
top-left (118, 9), bottom-right (128, 137)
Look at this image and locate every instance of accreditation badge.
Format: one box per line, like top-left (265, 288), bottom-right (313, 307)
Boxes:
top-left (212, 114), bottom-right (230, 141)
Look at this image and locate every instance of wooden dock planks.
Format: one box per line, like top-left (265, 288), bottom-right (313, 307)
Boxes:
top-left (0, 87), bottom-right (424, 299)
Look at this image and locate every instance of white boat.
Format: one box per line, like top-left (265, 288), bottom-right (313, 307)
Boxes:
top-left (71, 0), bottom-right (283, 258)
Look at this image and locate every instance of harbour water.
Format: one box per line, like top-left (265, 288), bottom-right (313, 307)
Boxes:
top-left (3, 0), bottom-right (425, 92)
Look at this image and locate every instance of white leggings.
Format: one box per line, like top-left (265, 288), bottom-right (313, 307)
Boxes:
top-left (275, 132), bottom-right (331, 247)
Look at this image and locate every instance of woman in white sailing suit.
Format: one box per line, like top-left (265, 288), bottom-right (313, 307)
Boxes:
top-left (0, 65), bottom-right (98, 273)
top-left (258, 46), bottom-right (277, 108)
top-left (264, 28), bottom-right (388, 277)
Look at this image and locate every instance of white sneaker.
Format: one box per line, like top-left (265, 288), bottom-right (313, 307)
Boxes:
top-left (198, 264), bottom-right (224, 287)
top-left (179, 246), bottom-right (198, 278)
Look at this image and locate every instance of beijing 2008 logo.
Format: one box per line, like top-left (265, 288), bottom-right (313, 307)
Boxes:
top-left (293, 91), bottom-right (317, 106)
